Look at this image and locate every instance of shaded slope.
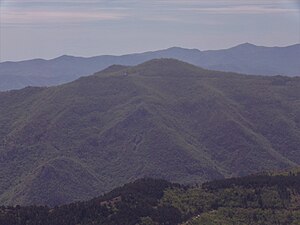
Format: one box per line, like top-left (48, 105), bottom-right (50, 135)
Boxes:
top-left (2, 157), bottom-right (102, 206)
top-left (0, 59), bottom-right (300, 206)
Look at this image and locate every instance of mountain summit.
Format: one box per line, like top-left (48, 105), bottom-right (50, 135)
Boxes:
top-left (232, 42), bottom-right (258, 48)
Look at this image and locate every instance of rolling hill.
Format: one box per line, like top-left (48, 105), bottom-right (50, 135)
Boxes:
top-left (0, 59), bottom-right (300, 206)
top-left (0, 43), bottom-right (299, 91)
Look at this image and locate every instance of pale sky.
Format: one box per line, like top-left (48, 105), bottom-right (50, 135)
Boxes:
top-left (0, 0), bottom-right (299, 62)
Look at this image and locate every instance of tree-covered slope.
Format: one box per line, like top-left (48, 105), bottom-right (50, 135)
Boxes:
top-left (0, 59), bottom-right (300, 206)
top-left (1, 171), bottom-right (300, 225)
top-left (184, 170), bottom-right (300, 225)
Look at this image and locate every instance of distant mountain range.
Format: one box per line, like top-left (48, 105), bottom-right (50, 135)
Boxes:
top-left (0, 59), bottom-right (300, 206)
top-left (0, 43), bottom-right (299, 91)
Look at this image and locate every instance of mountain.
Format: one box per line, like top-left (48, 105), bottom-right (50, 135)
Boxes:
top-left (0, 43), bottom-right (299, 91)
top-left (0, 59), bottom-right (300, 206)
top-left (1, 171), bottom-right (300, 225)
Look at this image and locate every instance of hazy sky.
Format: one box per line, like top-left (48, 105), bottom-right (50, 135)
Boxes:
top-left (0, 0), bottom-right (299, 61)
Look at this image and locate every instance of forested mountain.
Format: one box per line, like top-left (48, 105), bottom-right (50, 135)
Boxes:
top-left (0, 43), bottom-right (299, 91)
top-left (0, 59), bottom-right (300, 206)
top-left (1, 171), bottom-right (300, 225)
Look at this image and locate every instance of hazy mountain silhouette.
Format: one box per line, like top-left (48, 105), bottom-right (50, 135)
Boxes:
top-left (0, 43), bottom-right (299, 91)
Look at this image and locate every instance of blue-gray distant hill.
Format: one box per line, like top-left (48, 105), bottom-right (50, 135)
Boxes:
top-left (0, 43), bottom-right (299, 91)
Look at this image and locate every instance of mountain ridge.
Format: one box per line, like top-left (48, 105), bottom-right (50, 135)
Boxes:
top-left (4, 43), bottom-right (300, 63)
top-left (0, 43), bottom-right (299, 91)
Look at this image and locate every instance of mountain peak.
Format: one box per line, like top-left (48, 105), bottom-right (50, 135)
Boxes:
top-left (164, 46), bottom-right (201, 53)
top-left (138, 58), bottom-right (193, 70)
top-left (133, 58), bottom-right (206, 77)
top-left (53, 55), bottom-right (78, 61)
top-left (166, 46), bottom-right (186, 51)
top-left (233, 43), bottom-right (257, 49)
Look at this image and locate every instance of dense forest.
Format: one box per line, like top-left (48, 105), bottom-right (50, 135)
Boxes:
top-left (1, 170), bottom-right (300, 225)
